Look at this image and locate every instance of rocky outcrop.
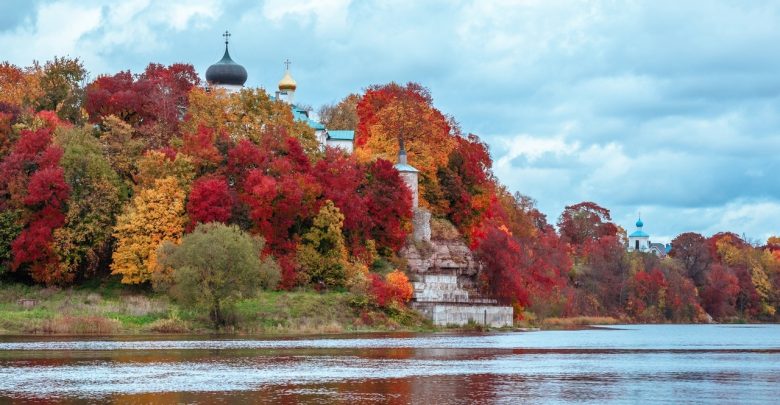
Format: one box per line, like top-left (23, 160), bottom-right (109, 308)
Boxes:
top-left (400, 218), bottom-right (513, 327)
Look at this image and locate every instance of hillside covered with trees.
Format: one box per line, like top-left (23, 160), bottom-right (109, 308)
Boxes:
top-left (1, 57), bottom-right (779, 329)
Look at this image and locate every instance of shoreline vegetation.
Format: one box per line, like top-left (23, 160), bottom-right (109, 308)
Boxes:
top-left (0, 281), bottom-right (432, 336)
top-left (1, 282), bottom-right (769, 337)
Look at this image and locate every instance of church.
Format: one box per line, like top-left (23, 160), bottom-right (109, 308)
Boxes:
top-left (204, 31), bottom-right (355, 152)
top-left (627, 217), bottom-right (671, 256)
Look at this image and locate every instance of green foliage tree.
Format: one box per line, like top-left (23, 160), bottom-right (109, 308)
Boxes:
top-left (0, 209), bottom-right (22, 275)
top-left (296, 200), bottom-right (349, 288)
top-left (158, 222), bottom-right (280, 328)
top-left (37, 57), bottom-right (87, 123)
top-left (53, 127), bottom-right (122, 280)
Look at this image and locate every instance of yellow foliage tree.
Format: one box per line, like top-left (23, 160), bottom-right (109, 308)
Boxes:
top-left (354, 98), bottom-right (456, 212)
top-left (183, 87), bottom-right (318, 155)
top-left (111, 176), bottom-right (186, 284)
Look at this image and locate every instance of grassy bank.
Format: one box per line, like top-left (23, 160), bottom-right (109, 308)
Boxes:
top-left (0, 282), bottom-right (433, 336)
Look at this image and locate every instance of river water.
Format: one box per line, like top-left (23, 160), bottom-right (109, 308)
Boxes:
top-left (0, 324), bottom-right (778, 403)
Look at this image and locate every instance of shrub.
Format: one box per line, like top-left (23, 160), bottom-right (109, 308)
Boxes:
top-left (157, 222), bottom-right (280, 328)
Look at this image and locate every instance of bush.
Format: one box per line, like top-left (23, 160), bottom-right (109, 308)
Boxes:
top-left (157, 222), bottom-right (280, 329)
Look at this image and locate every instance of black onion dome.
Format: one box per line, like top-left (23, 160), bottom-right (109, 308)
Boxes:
top-left (206, 47), bottom-right (247, 86)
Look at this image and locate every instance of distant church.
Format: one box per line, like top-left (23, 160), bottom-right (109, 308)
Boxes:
top-left (204, 31), bottom-right (355, 152)
top-left (627, 216), bottom-right (671, 256)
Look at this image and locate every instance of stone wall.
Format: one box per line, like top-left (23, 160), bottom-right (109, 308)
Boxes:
top-left (412, 302), bottom-right (513, 327)
top-left (401, 217), bottom-right (513, 327)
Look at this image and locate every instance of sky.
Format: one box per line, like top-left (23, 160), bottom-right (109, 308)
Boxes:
top-left (1, 0), bottom-right (778, 243)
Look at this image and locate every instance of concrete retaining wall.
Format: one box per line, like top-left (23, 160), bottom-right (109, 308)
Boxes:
top-left (412, 302), bottom-right (513, 327)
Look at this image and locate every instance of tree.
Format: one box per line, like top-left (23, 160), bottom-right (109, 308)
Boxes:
top-left (354, 82), bottom-right (456, 213)
top-left (1, 127), bottom-right (71, 284)
top-left (0, 210), bottom-right (22, 275)
top-left (85, 63), bottom-right (199, 147)
top-left (438, 134), bottom-right (495, 239)
top-left (187, 176), bottom-right (233, 227)
top-left (52, 127), bottom-right (122, 280)
top-left (701, 264), bottom-right (740, 319)
top-left (0, 61), bottom-right (42, 108)
top-left (669, 232), bottom-right (711, 287)
top-left (557, 202), bottom-right (619, 248)
top-left (369, 270), bottom-right (414, 307)
top-left (37, 57), bottom-right (87, 123)
top-left (296, 200), bottom-right (350, 288)
top-left (110, 177), bottom-right (186, 284)
top-left (363, 158), bottom-right (413, 253)
top-left (318, 93), bottom-right (360, 130)
top-left (158, 223), bottom-right (280, 328)
top-left (625, 268), bottom-right (667, 321)
top-left (184, 87), bottom-right (318, 156)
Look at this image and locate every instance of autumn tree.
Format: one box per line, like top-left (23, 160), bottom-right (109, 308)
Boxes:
top-left (85, 63), bottom-right (199, 147)
top-left (318, 93), bottom-right (360, 130)
top-left (354, 82), bottom-right (456, 213)
top-left (37, 57), bottom-right (87, 123)
top-left (625, 268), bottom-right (667, 321)
top-left (158, 223), bottom-right (280, 328)
top-left (669, 232), bottom-right (712, 287)
top-left (557, 202), bottom-right (619, 249)
top-left (187, 175), bottom-right (233, 227)
top-left (296, 200), bottom-right (350, 288)
top-left (369, 269), bottom-right (414, 307)
top-left (184, 87), bottom-right (318, 155)
top-left (0, 127), bottom-right (71, 284)
top-left (438, 134), bottom-right (495, 239)
top-left (52, 127), bottom-right (122, 280)
top-left (363, 158), bottom-right (413, 253)
top-left (111, 177), bottom-right (186, 284)
top-left (701, 264), bottom-right (740, 319)
top-left (0, 61), bottom-right (42, 108)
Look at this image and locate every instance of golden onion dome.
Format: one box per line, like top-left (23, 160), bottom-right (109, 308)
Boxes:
top-left (278, 70), bottom-right (297, 91)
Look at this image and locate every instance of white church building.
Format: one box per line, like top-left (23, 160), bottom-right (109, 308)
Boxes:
top-left (627, 217), bottom-right (670, 256)
top-left (204, 31), bottom-right (355, 152)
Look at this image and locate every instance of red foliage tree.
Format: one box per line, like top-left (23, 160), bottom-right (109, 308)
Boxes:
top-left (669, 232), bottom-right (712, 287)
top-left (364, 158), bottom-right (412, 252)
top-left (557, 202), bottom-right (619, 249)
top-left (1, 129), bottom-right (70, 284)
top-left (701, 264), bottom-right (740, 319)
top-left (625, 268), bottom-right (667, 320)
top-left (187, 176), bottom-right (233, 228)
top-left (85, 63), bottom-right (199, 144)
top-left (355, 82), bottom-right (432, 147)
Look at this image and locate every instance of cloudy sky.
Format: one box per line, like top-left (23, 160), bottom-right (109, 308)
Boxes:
top-left (1, 0), bottom-right (778, 243)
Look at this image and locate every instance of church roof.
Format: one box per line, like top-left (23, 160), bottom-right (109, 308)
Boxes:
top-left (629, 230), bottom-right (649, 238)
top-left (278, 70), bottom-right (296, 91)
top-left (206, 32), bottom-right (247, 86)
top-left (394, 163), bottom-right (419, 173)
top-left (327, 130), bottom-right (354, 141)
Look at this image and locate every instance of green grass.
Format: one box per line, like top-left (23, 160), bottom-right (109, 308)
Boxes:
top-left (0, 282), bottom-right (432, 335)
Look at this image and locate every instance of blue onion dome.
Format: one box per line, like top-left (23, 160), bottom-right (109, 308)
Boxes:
top-left (206, 31), bottom-right (247, 86)
top-left (636, 218), bottom-right (644, 228)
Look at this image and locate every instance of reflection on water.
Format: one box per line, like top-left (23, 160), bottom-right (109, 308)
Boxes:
top-left (1, 325), bottom-right (778, 404)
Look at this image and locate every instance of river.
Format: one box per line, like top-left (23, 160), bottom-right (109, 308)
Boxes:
top-left (1, 324), bottom-right (778, 403)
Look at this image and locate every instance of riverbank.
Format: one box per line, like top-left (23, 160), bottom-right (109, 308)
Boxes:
top-left (0, 282), bottom-right (433, 336)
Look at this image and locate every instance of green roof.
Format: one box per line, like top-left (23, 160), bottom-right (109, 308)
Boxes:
top-left (394, 163), bottom-right (419, 172)
top-left (327, 130), bottom-right (354, 141)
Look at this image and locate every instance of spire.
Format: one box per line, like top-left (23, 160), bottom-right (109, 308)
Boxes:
top-left (398, 137), bottom-right (408, 165)
top-left (223, 30), bottom-right (231, 49)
